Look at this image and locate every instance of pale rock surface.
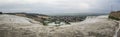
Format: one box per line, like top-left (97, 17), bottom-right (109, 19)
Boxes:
top-left (0, 14), bottom-right (119, 37)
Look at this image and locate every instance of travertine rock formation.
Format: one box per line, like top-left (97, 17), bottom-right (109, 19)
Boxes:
top-left (0, 14), bottom-right (119, 37)
top-left (109, 11), bottom-right (120, 20)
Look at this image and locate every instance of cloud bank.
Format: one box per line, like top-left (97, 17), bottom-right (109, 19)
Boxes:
top-left (0, 0), bottom-right (120, 15)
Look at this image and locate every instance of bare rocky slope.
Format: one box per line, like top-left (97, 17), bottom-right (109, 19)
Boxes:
top-left (0, 14), bottom-right (119, 37)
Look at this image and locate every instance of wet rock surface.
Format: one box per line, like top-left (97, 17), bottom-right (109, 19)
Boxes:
top-left (0, 14), bottom-right (119, 37)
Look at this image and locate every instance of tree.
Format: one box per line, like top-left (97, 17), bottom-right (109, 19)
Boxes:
top-left (0, 12), bottom-right (2, 14)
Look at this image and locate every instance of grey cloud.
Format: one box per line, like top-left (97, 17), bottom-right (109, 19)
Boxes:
top-left (0, 0), bottom-right (120, 15)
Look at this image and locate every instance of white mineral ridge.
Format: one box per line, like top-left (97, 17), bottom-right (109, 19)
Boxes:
top-left (0, 14), bottom-right (119, 37)
top-left (0, 14), bottom-right (40, 24)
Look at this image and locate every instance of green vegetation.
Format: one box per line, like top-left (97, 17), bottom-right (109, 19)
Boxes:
top-left (41, 18), bottom-right (71, 26)
top-left (109, 16), bottom-right (120, 20)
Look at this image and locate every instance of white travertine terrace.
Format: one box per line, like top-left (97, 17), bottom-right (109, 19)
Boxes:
top-left (0, 14), bottom-right (119, 37)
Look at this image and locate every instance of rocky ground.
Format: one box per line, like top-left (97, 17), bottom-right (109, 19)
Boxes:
top-left (0, 14), bottom-right (119, 37)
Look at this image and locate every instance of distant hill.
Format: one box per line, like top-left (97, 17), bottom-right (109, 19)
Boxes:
top-left (4, 12), bottom-right (48, 16)
top-left (48, 12), bottom-right (109, 16)
top-left (0, 12), bottom-right (49, 24)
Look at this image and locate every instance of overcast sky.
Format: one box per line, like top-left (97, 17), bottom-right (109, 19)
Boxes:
top-left (0, 0), bottom-right (120, 15)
